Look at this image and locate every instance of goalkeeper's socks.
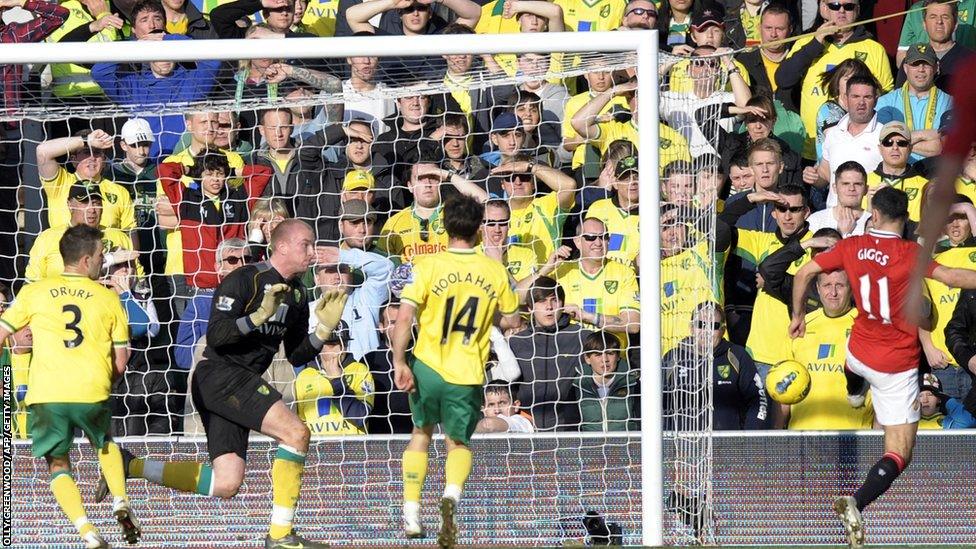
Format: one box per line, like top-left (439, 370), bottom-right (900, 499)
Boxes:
top-left (97, 442), bottom-right (128, 500)
top-left (402, 450), bottom-right (429, 506)
top-left (269, 444), bottom-right (306, 540)
top-left (50, 471), bottom-right (97, 539)
top-left (131, 458), bottom-right (215, 496)
top-left (444, 446), bottom-right (473, 502)
top-left (853, 452), bottom-right (906, 511)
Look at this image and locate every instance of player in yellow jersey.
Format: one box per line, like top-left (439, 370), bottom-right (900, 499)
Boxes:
top-left (556, 218), bottom-right (641, 350)
top-left (782, 269), bottom-right (874, 430)
top-left (586, 155), bottom-right (640, 269)
top-left (392, 194), bottom-right (522, 546)
top-left (0, 225), bottom-right (138, 549)
top-left (26, 184), bottom-right (141, 282)
top-left (491, 156), bottom-right (577, 265)
top-left (378, 162), bottom-right (488, 263)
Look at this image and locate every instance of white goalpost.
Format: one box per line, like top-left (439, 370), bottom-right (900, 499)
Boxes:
top-left (0, 30), bottom-right (678, 547)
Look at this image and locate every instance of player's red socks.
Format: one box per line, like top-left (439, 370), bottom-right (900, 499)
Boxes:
top-left (853, 452), bottom-right (907, 511)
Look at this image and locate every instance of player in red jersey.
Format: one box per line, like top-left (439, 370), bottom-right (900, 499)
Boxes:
top-left (789, 187), bottom-right (976, 548)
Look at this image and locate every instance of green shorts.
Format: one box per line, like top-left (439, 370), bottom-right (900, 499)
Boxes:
top-left (409, 358), bottom-right (483, 444)
top-left (28, 402), bottom-right (112, 458)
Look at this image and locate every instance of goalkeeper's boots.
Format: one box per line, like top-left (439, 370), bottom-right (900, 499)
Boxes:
top-left (264, 530), bottom-right (330, 549)
top-left (83, 530), bottom-right (109, 549)
top-left (114, 500), bottom-right (142, 545)
top-left (403, 512), bottom-right (426, 539)
top-left (437, 497), bottom-right (458, 549)
top-left (833, 495), bottom-right (865, 548)
top-left (95, 447), bottom-right (136, 504)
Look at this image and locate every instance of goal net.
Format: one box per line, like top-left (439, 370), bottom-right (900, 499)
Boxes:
top-left (0, 30), bottom-right (722, 547)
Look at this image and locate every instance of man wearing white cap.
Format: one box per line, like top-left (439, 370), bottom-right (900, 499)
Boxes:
top-left (109, 118), bottom-right (161, 276)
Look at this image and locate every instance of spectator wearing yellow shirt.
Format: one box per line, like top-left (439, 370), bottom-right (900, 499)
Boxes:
top-left (26, 184), bottom-right (140, 282)
top-left (780, 268), bottom-right (874, 429)
top-left (115, 0), bottom-right (217, 39)
top-left (776, 0), bottom-right (893, 159)
top-left (37, 129), bottom-right (135, 236)
top-left (954, 144), bottom-right (976, 204)
top-left (45, 0), bottom-right (123, 99)
top-left (619, 0), bottom-right (656, 30)
top-left (664, 10), bottom-right (752, 95)
top-left (474, 0), bottom-right (565, 75)
top-left (587, 155), bottom-right (639, 270)
top-left (864, 121), bottom-right (930, 221)
top-left (572, 78), bottom-right (692, 175)
top-left (557, 218), bottom-right (640, 351)
top-left (563, 68), bottom-right (628, 172)
top-left (735, 3), bottom-right (792, 96)
top-left (377, 161), bottom-right (488, 263)
top-left (479, 199), bottom-right (539, 285)
top-left (490, 156), bottom-right (577, 265)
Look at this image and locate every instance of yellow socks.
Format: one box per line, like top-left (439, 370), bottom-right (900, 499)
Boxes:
top-left (402, 450), bottom-right (429, 508)
top-left (130, 457), bottom-right (214, 496)
top-left (97, 442), bottom-right (128, 505)
top-left (269, 444), bottom-right (306, 540)
top-left (444, 447), bottom-right (473, 502)
top-left (50, 471), bottom-right (98, 541)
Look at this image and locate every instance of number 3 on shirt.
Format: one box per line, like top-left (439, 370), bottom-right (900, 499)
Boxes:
top-left (859, 274), bottom-right (892, 324)
top-left (63, 304), bottom-right (84, 348)
top-left (442, 296), bottom-right (480, 345)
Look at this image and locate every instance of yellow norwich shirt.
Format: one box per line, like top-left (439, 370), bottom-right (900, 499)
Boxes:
top-left (927, 246), bottom-right (976, 366)
top-left (510, 192), bottom-right (570, 265)
top-left (667, 59), bottom-right (751, 95)
top-left (401, 249), bottom-right (519, 386)
top-left (661, 242), bottom-right (719, 356)
top-left (586, 197), bottom-right (638, 268)
top-left (955, 177), bottom-right (976, 204)
top-left (738, 230), bottom-right (812, 364)
top-left (477, 244), bottom-right (539, 283)
top-left (555, 0), bottom-right (625, 32)
top-left (377, 206), bottom-right (449, 264)
top-left (564, 92), bottom-right (628, 170)
top-left (43, 167), bottom-right (135, 231)
top-left (295, 361), bottom-right (375, 435)
top-left (26, 224), bottom-right (141, 282)
top-left (590, 120), bottom-right (691, 177)
top-left (865, 168), bottom-right (928, 222)
top-left (0, 274), bottom-right (128, 406)
top-left (787, 307), bottom-right (874, 430)
top-left (789, 35), bottom-right (893, 158)
top-left (556, 259), bottom-right (640, 348)
top-left (302, 0), bottom-right (340, 36)
top-left (159, 148), bottom-right (245, 275)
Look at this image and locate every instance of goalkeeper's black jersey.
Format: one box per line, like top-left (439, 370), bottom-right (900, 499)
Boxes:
top-left (202, 262), bottom-right (319, 375)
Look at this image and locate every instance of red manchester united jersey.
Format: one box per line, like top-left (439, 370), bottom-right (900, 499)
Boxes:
top-left (812, 229), bottom-right (938, 373)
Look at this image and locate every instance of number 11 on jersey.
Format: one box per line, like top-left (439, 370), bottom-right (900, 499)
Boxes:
top-left (859, 274), bottom-right (892, 324)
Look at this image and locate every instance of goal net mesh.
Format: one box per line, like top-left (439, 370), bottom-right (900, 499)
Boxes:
top-left (1, 36), bottom-right (721, 547)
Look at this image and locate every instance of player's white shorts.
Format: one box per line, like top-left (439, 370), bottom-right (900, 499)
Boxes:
top-left (846, 349), bottom-right (920, 426)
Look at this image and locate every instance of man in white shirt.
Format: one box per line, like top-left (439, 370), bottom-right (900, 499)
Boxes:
top-left (806, 161), bottom-right (870, 236)
top-left (808, 75), bottom-right (883, 206)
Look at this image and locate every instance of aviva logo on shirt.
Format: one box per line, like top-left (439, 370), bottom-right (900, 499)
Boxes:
top-left (817, 343), bottom-right (836, 360)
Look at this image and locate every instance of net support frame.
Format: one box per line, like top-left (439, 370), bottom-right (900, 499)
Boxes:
top-left (0, 29), bottom-right (664, 546)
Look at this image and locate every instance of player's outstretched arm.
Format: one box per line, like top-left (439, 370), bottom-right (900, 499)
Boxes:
top-left (789, 261), bottom-right (824, 338)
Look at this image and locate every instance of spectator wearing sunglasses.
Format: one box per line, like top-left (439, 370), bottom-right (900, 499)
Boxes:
top-left (663, 301), bottom-right (768, 430)
top-left (173, 238), bottom-right (250, 371)
top-left (865, 121), bottom-right (930, 221)
top-left (875, 43), bottom-right (950, 164)
top-left (585, 156), bottom-right (639, 270)
top-left (776, 0), bottom-right (893, 161)
top-left (619, 0), bottom-right (657, 30)
top-left (478, 199), bottom-right (539, 287)
top-left (555, 218), bottom-right (640, 352)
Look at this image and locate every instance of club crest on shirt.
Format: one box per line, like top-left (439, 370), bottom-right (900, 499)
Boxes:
top-left (257, 385), bottom-right (270, 396)
top-left (718, 364), bottom-right (730, 379)
top-left (905, 188), bottom-right (918, 200)
top-left (855, 51), bottom-right (868, 62)
top-left (605, 280), bottom-right (619, 294)
top-left (216, 296), bottom-right (235, 311)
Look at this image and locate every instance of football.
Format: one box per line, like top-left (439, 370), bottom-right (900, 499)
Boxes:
top-left (765, 360), bottom-right (812, 404)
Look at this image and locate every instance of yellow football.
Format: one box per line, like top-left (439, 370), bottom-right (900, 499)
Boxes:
top-left (765, 360), bottom-right (812, 404)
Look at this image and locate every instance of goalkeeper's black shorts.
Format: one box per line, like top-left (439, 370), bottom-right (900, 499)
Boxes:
top-left (191, 360), bottom-right (281, 462)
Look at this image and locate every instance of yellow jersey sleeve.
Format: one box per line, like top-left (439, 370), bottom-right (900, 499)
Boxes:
top-left (41, 167), bottom-right (75, 229)
top-left (399, 257), bottom-right (429, 309)
top-left (109, 290), bottom-right (130, 347)
top-left (617, 264), bottom-right (640, 313)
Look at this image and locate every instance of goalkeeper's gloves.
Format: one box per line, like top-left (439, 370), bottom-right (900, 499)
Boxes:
top-left (314, 289), bottom-right (349, 342)
top-left (249, 283), bottom-right (291, 326)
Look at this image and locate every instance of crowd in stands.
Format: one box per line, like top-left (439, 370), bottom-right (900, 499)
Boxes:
top-left (1, 0), bottom-right (975, 435)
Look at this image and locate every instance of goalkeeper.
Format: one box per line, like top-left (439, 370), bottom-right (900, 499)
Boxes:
top-left (97, 219), bottom-right (347, 549)
top-left (392, 194), bottom-right (522, 547)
